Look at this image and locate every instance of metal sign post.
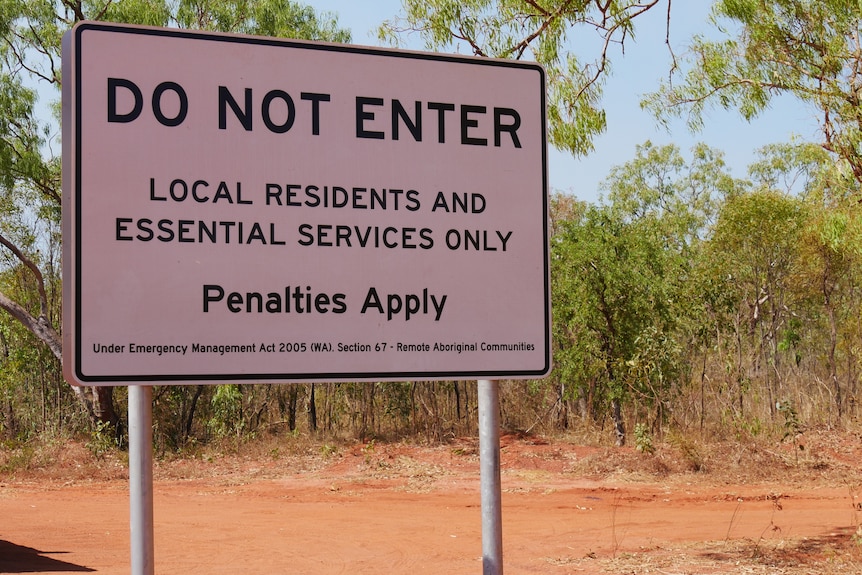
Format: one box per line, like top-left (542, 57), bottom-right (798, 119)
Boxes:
top-left (478, 379), bottom-right (503, 574)
top-left (128, 385), bottom-right (154, 575)
top-left (125, 381), bottom-right (500, 575)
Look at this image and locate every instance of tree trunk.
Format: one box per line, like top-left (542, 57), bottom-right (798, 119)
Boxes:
top-left (307, 383), bottom-right (317, 433)
top-left (287, 386), bottom-right (298, 431)
top-left (453, 381), bottom-right (461, 423)
top-left (183, 385), bottom-right (205, 441)
top-left (824, 287), bottom-right (843, 420)
top-left (94, 386), bottom-right (119, 426)
top-left (611, 398), bottom-right (625, 446)
top-left (0, 289), bottom-right (119, 430)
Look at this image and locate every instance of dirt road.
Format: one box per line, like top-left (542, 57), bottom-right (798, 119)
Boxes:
top-left (2, 434), bottom-right (861, 574)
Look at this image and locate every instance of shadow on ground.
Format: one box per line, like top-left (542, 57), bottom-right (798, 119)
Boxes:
top-left (0, 540), bottom-right (95, 573)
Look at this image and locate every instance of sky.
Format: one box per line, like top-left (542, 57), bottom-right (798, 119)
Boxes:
top-left (307, 0), bottom-right (820, 205)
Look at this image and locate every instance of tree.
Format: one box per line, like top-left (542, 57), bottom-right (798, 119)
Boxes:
top-left (603, 140), bottom-right (743, 238)
top-left (742, 141), bottom-right (862, 422)
top-left (0, 0), bottom-right (350, 431)
top-left (705, 189), bottom-right (806, 420)
top-left (797, 205), bottom-right (862, 419)
top-left (605, 142), bottom-right (749, 431)
top-left (380, 0), bottom-right (669, 158)
top-left (174, 0), bottom-right (351, 39)
top-left (757, 143), bottom-right (862, 420)
top-left (644, 0), bottom-right (862, 184)
top-left (553, 204), bottom-right (682, 445)
top-left (551, 142), bottom-right (753, 443)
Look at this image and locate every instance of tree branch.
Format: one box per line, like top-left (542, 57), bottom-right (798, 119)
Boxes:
top-left (504, 0), bottom-right (575, 60)
top-left (523, 0), bottom-right (551, 17)
top-left (0, 289), bottom-right (61, 360)
top-left (0, 230), bottom-right (51, 322)
top-left (455, 25), bottom-right (487, 56)
top-left (62, 0), bottom-right (86, 23)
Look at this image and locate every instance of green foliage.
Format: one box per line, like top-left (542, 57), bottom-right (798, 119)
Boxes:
top-left (552, 202), bottom-right (678, 440)
top-left (86, 420), bottom-right (119, 458)
top-left (703, 189), bottom-right (808, 420)
top-left (645, 0), bottom-right (862, 184)
top-left (776, 400), bottom-right (802, 443)
top-left (208, 384), bottom-right (244, 437)
top-left (633, 423), bottom-right (654, 454)
top-left (550, 143), bottom-right (742, 442)
top-left (381, 0), bottom-right (666, 157)
top-left (747, 141), bottom-right (838, 197)
top-left (626, 325), bottom-right (682, 407)
top-left (174, 0), bottom-right (350, 41)
top-left (548, 138), bottom-right (862, 442)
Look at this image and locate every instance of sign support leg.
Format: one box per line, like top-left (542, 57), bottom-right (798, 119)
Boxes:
top-left (129, 385), bottom-right (154, 575)
top-left (478, 379), bottom-right (503, 575)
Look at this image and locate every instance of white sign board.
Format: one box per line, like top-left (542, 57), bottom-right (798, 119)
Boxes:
top-left (62, 22), bottom-right (550, 385)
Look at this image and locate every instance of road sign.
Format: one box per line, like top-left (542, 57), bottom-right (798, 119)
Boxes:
top-left (62, 22), bottom-right (550, 384)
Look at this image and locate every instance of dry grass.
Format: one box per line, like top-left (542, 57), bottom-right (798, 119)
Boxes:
top-left (597, 530), bottom-right (862, 575)
top-left (556, 427), bottom-right (862, 487)
top-left (4, 426), bottom-right (861, 487)
top-left (541, 529), bottom-right (862, 575)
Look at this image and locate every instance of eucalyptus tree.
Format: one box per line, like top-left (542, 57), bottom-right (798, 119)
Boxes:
top-left (644, 0), bottom-right (862, 425)
top-left (380, 0), bottom-right (670, 158)
top-left (704, 189), bottom-right (806, 420)
top-left (748, 142), bottom-right (862, 421)
top-left (796, 202), bottom-right (862, 419)
top-left (603, 141), bottom-right (743, 238)
top-left (0, 0), bottom-right (349, 432)
top-left (381, 0), bottom-right (687, 444)
top-left (553, 203), bottom-right (682, 445)
top-left (607, 142), bottom-right (752, 428)
top-left (644, 0), bottom-right (862, 185)
top-left (551, 142), bottom-right (740, 443)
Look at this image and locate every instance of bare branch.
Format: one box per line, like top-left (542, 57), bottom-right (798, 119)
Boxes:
top-left (665, 0), bottom-right (678, 80)
top-left (572, 1), bottom-right (662, 99)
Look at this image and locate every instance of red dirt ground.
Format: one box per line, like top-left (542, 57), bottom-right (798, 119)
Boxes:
top-left (2, 431), bottom-right (862, 574)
